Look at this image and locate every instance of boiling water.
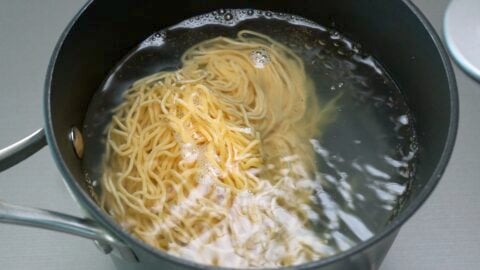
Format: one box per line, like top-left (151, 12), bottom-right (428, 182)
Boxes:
top-left (83, 9), bottom-right (417, 264)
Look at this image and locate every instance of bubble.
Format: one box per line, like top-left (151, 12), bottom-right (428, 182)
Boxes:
top-left (265, 11), bottom-right (273, 17)
top-left (397, 115), bottom-right (409, 125)
top-left (247, 9), bottom-right (254, 16)
top-left (218, 9), bottom-right (226, 15)
top-left (152, 31), bottom-right (166, 40)
top-left (224, 13), bottom-right (233, 21)
top-left (151, 31), bottom-right (166, 42)
top-left (249, 48), bottom-right (271, 68)
top-left (329, 30), bottom-right (340, 39)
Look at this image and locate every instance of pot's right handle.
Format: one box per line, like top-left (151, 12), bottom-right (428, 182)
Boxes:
top-left (0, 129), bottom-right (138, 262)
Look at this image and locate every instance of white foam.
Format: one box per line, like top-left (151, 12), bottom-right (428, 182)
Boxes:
top-left (169, 9), bottom-right (326, 31)
top-left (181, 143), bottom-right (200, 163)
top-left (139, 31), bottom-right (166, 49)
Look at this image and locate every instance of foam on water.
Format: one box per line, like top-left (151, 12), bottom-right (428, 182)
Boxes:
top-left (170, 9), bottom-right (327, 31)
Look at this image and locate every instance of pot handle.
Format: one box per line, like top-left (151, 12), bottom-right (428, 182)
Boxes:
top-left (0, 129), bottom-right (47, 172)
top-left (0, 129), bottom-right (138, 262)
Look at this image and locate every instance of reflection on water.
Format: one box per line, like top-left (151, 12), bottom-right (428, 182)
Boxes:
top-left (289, 21), bottom-right (417, 252)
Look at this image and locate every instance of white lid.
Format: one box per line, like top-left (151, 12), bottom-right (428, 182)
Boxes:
top-left (444, 0), bottom-right (480, 81)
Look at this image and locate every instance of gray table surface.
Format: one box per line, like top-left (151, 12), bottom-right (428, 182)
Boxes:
top-left (0, 0), bottom-right (478, 269)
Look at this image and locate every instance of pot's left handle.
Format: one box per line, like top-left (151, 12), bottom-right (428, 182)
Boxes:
top-left (0, 129), bottom-right (47, 172)
top-left (0, 129), bottom-right (138, 262)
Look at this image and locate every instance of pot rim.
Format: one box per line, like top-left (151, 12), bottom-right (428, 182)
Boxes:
top-left (44, 1), bottom-right (459, 269)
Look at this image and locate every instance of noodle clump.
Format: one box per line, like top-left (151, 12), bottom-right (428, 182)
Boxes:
top-left (101, 30), bottom-right (336, 267)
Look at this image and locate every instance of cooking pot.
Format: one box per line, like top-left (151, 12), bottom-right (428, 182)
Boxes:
top-left (0, 0), bottom-right (458, 269)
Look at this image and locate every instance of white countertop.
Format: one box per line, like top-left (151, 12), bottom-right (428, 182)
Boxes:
top-left (0, 0), bottom-right (478, 269)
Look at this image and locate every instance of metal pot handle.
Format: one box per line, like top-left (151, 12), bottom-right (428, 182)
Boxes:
top-left (0, 129), bottom-right (138, 262)
top-left (0, 129), bottom-right (47, 172)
